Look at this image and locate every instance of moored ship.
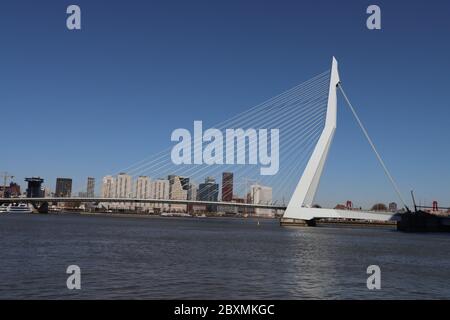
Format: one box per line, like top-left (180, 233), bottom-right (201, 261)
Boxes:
top-left (0, 204), bottom-right (10, 213)
top-left (7, 203), bottom-right (33, 214)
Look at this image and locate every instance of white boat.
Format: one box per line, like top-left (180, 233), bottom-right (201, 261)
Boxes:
top-left (160, 212), bottom-right (191, 217)
top-left (7, 203), bottom-right (33, 214)
top-left (0, 204), bottom-right (10, 213)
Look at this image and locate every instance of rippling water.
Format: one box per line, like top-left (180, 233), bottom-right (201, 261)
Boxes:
top-left (0, 213), bottom-right (449, 299)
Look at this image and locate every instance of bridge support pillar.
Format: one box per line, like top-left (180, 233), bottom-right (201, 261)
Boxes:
top-left (280, 217), bottom-right (316, 227)
top-left (30, 202), bottom-right (49, 214)
top-left (38, 202), bottom-right (49, 214)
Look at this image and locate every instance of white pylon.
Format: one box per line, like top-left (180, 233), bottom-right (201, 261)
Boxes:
top-left (283, 57), bottom-right (340, 220)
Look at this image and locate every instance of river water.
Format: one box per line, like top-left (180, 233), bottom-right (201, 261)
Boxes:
top-left (0, 213), bottom-right (449, 299)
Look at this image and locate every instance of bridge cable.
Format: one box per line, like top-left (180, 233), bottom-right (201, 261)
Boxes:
top-left (337, 83), bottom-right (410, 212)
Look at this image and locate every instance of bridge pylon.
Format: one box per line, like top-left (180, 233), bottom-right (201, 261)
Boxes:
top-left (283, 57), bottom-right (339, 221)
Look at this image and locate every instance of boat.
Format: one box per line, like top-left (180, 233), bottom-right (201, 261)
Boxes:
top-left (7, 203), bottom-right (33, 214)
top-left (396, 191), bottom-right (450, 232)
top-left (160, 212), bottom-right (191, 217)
top-left (0, 204), bottom-right (10, 213)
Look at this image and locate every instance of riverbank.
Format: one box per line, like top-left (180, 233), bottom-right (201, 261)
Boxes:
top-left (40, 211), bottom-right (399, 230)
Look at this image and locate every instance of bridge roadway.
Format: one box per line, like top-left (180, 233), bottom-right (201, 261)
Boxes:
top-left (0, 197), bottom-right (287, 211)
top-left (1, 197), bottom-right (400, 222)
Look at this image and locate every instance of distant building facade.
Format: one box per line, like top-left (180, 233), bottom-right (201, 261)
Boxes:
top-left (0, 182), bottom-right (21, 198)
top-left (25, 177), bottom-right (44, 198)
top-left (150, 178), bottom-right (170, 199)
top-left (115, 173), bottom-right (132, 198)
top-left (250, 184), bottom-right (274, 217)
top-left (169, 175), bottom-right (189, 194)
top-left (221, 172), bottom-right (233, 202)
top-left (198, 177), bottom-right (219, 212)
top-left (101, 175), bottom-right (115, 198)
top-left (150, 178), bottom-right (170, 212)
top-left (168, 175), bottom-right (187, 212)
top-left (135, 176), bottom-right (150, 212)
top-left (87, 177), bottom-right (95, 198)
top-left (187, 183), bottom-right (198, 201)
top-left (55, 178), bottom-right (72, 197)
top-left (44, 186), bottom-right (52, 197)
top-left (135, 176), bottom-right (151, 199)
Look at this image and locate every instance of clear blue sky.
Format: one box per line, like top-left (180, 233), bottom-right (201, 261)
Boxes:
top-left (1, 0), bottom-right (449, 208)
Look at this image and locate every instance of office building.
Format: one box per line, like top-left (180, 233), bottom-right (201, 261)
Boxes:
top-left (87, 177), bottom-right (95, 198)
top-left (169, 175), bottom-right (189, 193)
top-left (55, 178), bottom-right (72, 197)
top-left (168, 176), bottom-right (187, 200)
top-left (187, 183), bottom-right (198, 201)
top-left (25, 177), bottom-right (44, 198)
top-left (221, 172), bottom-right (233, 202)
top-left (198, 177), bottom-right (219, 212)
top-left (168, 175), bottom-right (187, 212)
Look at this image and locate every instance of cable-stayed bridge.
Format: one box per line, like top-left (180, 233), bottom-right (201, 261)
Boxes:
top-left (4, 57), bottom-right (406, 224)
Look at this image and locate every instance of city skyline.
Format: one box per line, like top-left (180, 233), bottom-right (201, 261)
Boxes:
top-left (6, 170), bottom-right (440, 213)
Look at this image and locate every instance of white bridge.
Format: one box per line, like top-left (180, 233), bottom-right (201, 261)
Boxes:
top-left (282, 57), bottom-right (406, 224)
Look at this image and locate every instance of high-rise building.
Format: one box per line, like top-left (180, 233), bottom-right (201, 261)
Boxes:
top-left (25, 177), bottom-right (44, 198)
top-left (150, 178), bottom-right (170, 212)
top-left (187, 183), bottom-right (198, 201)
top-left (168, 175), bottom-right (187, 212)
top-left (168, 176), bottom-right (188, 200)
top-left (55, 178), bottom-right (72, 197)
top-left (150, 178), bottom-right (170, 199)
top-left (135, 176), bottom-right (150, 199)
top-left (250, 184), bottom-right (273, 217)
top-left (101, 175), bottom-right (115, 198)
top-left (221, 172), bottom-right (233, 202)
top-left (134, 176), bottom-right (150, 212)
top-left (169, 175), bottom-right (189, 193)
top-left (179, 177), bottom-right (190, 191)
top-left (199, 177), bottom-right (219, 212)
top-left (115, 173), bottom-right (132, 198)
top-left (186, 182), bottom-right (198, 213)
top-left (87, 177), bottom-right (95, 198)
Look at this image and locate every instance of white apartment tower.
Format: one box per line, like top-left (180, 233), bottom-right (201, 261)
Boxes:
top-left (150, 178), bottom-right (170, 212)
top-left (150, 179), bottom-right (170, 200)
top-left (251, 184), bottom-right (274, 217)
top-left (101, 175), bottom-right (115, 198)
top-left (115, 173), bottom-right (133, 198)
top-left (135, 176), bottom-right (151, 199)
